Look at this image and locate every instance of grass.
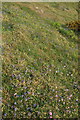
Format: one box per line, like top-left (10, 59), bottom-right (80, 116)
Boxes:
top-left (2, 2), bottom-right (79, 119)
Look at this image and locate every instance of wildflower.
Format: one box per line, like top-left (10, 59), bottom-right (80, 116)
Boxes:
top-left (67, 74), bottom-right (69, 76)
top-left (14, 107), bottom-right (17, 111)
top-left (24, 92), bottom-right (27, 95)
top-left (14, 113), bottom-right (16, 116)
top-left (63, 102), bottom-right (65, 104)
top-left (14, 102), bottom-right (17, 105)
top-left (4, 113), bottom-right (7, 116)
top-left (33, 104), bottom-right (37, 108)
top-left (12, 74), bottom-right (15, 78)
top-left (55, 95), bottom-right (58, 97)
top-left (49, 112), bottom-right (52, 116)
top-left (52, 89), bottom-right (55, 92)
top-left (61, 98), bottom-right (64, 101)
top-left (64, 65), bottom-right (66, 68)
top-left (32, 92), bottom-right (34, 95)
top-left (24, 86), bottom-right (27, 89)
top-left (70, 94), bottom-right (72, 97)
top-left (27, 107), bottom-right (33, 112)
top-left (76, 99), bottom-right (78, 102)
top-left (27, 91), bottom-right (31, 94)
top-left (56, 71), bottom-right (58, 73)
top-left (50, 116), bottom-right (52, 118)
top-left (71, 74), bottom-right (73, 76)
top-left (14, 93), bottom-right (17, 96)
top-left (21, 80), bottom-right (25, 83)
top-left (68, 97), bottom-right (71, 100)
top-left (65, 89), bottom-right (69, 91)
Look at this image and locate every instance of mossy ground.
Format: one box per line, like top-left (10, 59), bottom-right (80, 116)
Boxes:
top-left (2, 2), bottom-right (79, 118)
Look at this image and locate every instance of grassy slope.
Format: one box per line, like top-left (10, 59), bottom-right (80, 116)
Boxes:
top-left (2, 2), bottom-right (79, 118)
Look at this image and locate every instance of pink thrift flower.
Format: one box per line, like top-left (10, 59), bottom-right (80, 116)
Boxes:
top-left (55, 95), bottom-right (58, 97)
top-left (49, 112), bottom-right (52, 116)
top-left (50, 116), bottom-right (52, 118)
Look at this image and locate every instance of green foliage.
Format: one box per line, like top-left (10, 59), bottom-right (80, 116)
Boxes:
top-left (2, 2), bottom-right (78, 119)
top-left (45, 19), bottom-right (61, 29)
top-left (50, 2), bottom-right (59, 8)
top-left (59, 27), bottom-right (78, 42)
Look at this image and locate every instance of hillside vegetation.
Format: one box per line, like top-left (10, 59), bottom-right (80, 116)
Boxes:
top-left (2, 2), bottom-right (79, 118)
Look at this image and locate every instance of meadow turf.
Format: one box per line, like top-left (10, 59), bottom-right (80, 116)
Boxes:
top-left (2, 2), bottom-right (79, 118)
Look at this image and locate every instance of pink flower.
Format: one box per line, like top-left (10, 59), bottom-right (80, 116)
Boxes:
top-left (49, 112), bottom-right (52, 116)
top-left (50, 116), bottom-right (52, 118)
top-left (55, 95), bottom-right (58, 97)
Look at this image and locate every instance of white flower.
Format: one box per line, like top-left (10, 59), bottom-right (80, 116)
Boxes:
top-left (14, 102), bottom-right (17, 105)
top-left (61, 98), bottom-right (64, 101)
top-left (14, 93), bottom-right (17, 96)
top-left (70, 94), bottom-right (72, 97)
top-left (56, 71), bottom-right (58, 73)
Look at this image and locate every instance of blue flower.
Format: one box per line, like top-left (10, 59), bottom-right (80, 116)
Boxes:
top-left (33, 104), bottom-right (37, 108)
